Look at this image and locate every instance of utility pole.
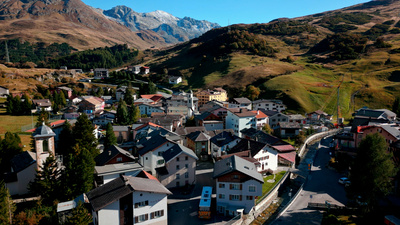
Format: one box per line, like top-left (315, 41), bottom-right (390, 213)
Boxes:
top-left (5, 40), bottom-right (10, 63)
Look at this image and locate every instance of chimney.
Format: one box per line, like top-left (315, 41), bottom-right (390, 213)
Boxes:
top-left (108, 151), bottom-right (111, 156)
top-left (248, 140), bottom-right (250, 150)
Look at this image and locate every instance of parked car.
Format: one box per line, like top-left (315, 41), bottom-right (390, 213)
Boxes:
top-left (338, 177), bottom-right (351, 186)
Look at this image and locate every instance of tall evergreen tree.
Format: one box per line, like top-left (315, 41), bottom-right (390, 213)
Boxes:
top-left (72, 114), bottom-right (98, 157)
top-left (28, 155), bottom-right (62, 205)
top-left (0, 132), bottom-right (23, 174)
top-left (124, 87), bottom-right (135, 106)
top-left (62, 145), bottom-right (95, 199)
top-left (116, 99), bottom-right (129, 125)
top-left (57, 120), bottom-right (74, 158)
top-left (104, 123), bottom-right (117, 150)
top-left (350, 133), bottom-right (397, 212)
top-left (0, 180), bottom-right (15, 224)
top-left (128, 105), bottom-right (141, 124)
top-left (21, 93), bottom-right (32, 115)
top-left (392, 96), bottom-right (400, 116)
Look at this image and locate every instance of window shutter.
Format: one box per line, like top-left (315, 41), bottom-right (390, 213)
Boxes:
top-left (229, 195), bottom-right (232, 200)
top-left (239, 184), bottom-right (242, 190)
top-left (145, 214), bottom-right (149, 220)
top-left (239, 195), bottom-right (242, 201)
top-left (134, 217), bottom-right (138, 223)
top-left (161, 210), bottom-right (164, 216)
top-left (230, 184), bottom-right (233, 189)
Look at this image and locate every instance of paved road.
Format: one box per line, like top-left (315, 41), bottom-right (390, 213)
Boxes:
top-left (271, 137), bottom-right (348, 225)
top-left (168, 161), bottom-right (231, 225)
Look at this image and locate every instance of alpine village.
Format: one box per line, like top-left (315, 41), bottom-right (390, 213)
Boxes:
top-left (1, 0), bottom-right (400, 225)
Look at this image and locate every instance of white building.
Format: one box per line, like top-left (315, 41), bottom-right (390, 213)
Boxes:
top-left (87, 175), bottom-right (171, 225)
top-left (138, 103), bottom-right (165, 117)
top-left (213, 155), bottom-right (264, 215)
top-left (137, 135), bottom-right (175, 175)
top-left (252, 99), bottom-right (286, 112)
top-left (169, 76), bottom-right (182, 84)
top-left (226, 108), bottom-right (256, 137)
top-left (229, 97), bottom-right (252, 110)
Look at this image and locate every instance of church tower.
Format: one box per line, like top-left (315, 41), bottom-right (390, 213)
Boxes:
top-left (32, 122), bottom-right (56, 170)
top-left (187, 90), bottom-right (195, 117)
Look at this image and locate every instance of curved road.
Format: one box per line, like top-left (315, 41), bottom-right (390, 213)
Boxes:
top-left (271, 137), bottom-right (348, 225)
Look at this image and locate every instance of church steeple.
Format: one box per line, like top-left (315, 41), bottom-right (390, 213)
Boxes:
top-left (33, 122), bottom-right (56, 170)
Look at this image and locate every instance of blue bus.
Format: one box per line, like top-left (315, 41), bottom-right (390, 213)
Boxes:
top-left (198, 186), bottom-right (212, 219)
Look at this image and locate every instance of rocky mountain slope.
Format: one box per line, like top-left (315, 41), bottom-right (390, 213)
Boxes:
top-left (0, 0), bottom-right (168, 50)
top-left (102, 6), bottom-right (220, 44)
top-left (147, 0), bottom-right (400, 117)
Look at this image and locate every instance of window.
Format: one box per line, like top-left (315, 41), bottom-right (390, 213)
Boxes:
top-left (185, 156), bottom-right (188, 160)
top-left (246, 196), bottom-right (253, 200)
top-left (185, 172), bottom-right (189, 178)
top-left (158, 152), bottom-right (163, 156)
top-left (116, 157), bottom-right (122, 162)
top-left (134, 200), bottom-right (149, 208)
top-left (232, 175), bottom-right (239, 179)
top-left (229, 195), bottom-right (241, 201)
top-left (176, 165), bottom-right (180, 170)
top-left (230, 184), bottom-right (241, 190)
top-left (249, 185), bottom-right (256, 192)
top-left (157, 159), bottom-right (164, 165)
top-left (176, 174), bottom-right (180, 179)
top-left (219, 194), bottom-right (225, 199)
top-left (185, 164), bottom-right (189, 168)
top-left (150, 210), bottom-right (164, 219)
top-left (134, 214), bottom-right (149, 223)
top-left (177, 157), bottom-right (180, 161)
top-left (219, 183), bottom-right (225, 188)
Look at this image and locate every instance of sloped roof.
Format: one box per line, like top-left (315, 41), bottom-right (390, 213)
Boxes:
top-left (138, 135), bottom-right (169, 156)
top-left (86, 175), bottom-right (171, 211)
top-left (162, 144), bottom-right (198, 163)
top-left (233, 97), bottom-right (251, 104)
top-left (261, 109), bottom-right (280, 117)
top-left (277, 122), bottom-right (301, 129)
top-left (213, 155), bottom-right (263, 183)
top-left (228, 108), bottom-right (256, 118)
top-left (32, 99), bottom-right (52, 107)
top-left (175, 126), bottom-right (206, 136)
top-left (95, 145), bottom-right (136, 166)
top-left (134, 122), bottom-right (163, 131)
top-left (241, 128), bottom-right (291, 146)
top-left (33, 122), bottom-right (56, 138)
top-left (351, 117), bottom-right (389, 133)
top-left (186, 131), bottom-right (211, 142)
top-left (210, 131), bottom-right (240, 147)
top-left (251, 110), bottom-right (268, 119)
top-left (11, 151), bottom-right (36, 173)
top-left (229, 139), bottom-right (266, 157)
top-left (95, 163), bottom-right (142, 176)
top-left (272, 145), bottom-right (296, 152)
top-left (279, 151), bottom-right (296, 163)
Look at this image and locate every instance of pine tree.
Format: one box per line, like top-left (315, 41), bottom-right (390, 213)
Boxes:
top-left (124, 88), bottom-right (135, 105)
top-left (0, 180), bottom-right (15, 224)
top-left (72, 114), bottom-right (98, 157)
top-left (350, 133), bottom-right (397, 212)
top-left (0, 132), bottom-right (23, 174)
top-left (392, 97), bottom-right (400, 116)
top-left (104, 123), bottom-right (117, 150)
top-left (116, 99), bottom-right (129, 125)
top-left (62, 145), bottom-right (95, 199)
top-left (128, 105), bottom-right (141, 124)
top-left (28, 155), bottom-right (62, 205)
top-left (58, 120), bottom-right (74, 158)
top-left (65, 202), bottom-right (92, 225)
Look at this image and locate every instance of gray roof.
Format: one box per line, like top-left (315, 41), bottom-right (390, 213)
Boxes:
top-left (277, 122), bottom-right (301, 129)
top-left (138, 134), bottom-right (169, 156)
top-left (233, 97), bottom-right (251, 104)
top-left (288, 114), bottom-right (305, 120)
top-left (210, 131), bottom-right (239, 147)
top-left (33, 123), bottom-right (56, 138)
top-left (380, 124), bottom-right (400, 139)
top-left (213, 155), bottom-right (263, 183)
top-left (162, 144), bottom-right (198, 163)
top-left (186, 131), bottom-right (211, 142)
top-left (95, 162), bottom-right (143, 176)
top-left (95, 145), bottom-right (136, 166)
top-left (11, 151), bottom-right (36, 173)
top-left (87, 175), bottom-right (172, 211)
top-left (112, 126), bottom-right (130, 132)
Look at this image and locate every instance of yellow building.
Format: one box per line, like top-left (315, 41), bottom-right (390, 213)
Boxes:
top-left (196, 88), bottom-right (228, 106)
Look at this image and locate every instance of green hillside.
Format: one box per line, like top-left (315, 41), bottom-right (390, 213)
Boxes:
top-left (146, 0), bottom-right (400, 119)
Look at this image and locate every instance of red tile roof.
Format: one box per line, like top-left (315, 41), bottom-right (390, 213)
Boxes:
top-left (141, 170), bottom-right (159, 181)
top-left (279, 151), bottom-right (296, 163)
top-left (251, 110), bottom-right (268, 119)
top-left (272, 145), bottom-right (296, 152)
top-left (134, 122), bottom-right (163, 131)
top-left (26, 120), bottom-right (66, 132)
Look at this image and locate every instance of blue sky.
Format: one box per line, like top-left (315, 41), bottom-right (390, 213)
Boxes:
top-left (82, 0), bottom-right (371, 27)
